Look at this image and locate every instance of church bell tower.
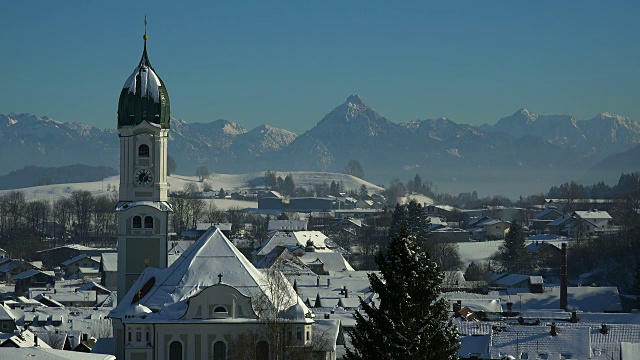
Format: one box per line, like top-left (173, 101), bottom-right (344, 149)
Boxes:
top-left (115, 23), bottom-right (172, 302)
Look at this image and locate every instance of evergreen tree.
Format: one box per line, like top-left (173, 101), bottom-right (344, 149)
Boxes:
top-left (633, 257), bottom-right (640, 296)
top-left (464, 261), bottom-right (484, 281)
top-left (388, 203), bottom-right (408, 240)
top-left (413, 174), bottom-right (423, 194)
top-left (406, 199), bottom-right (430, 248)
top-left (495, 220), bottom-right (535, 273)
top-left (345, 226), bottom-right (459, 359)
top-left (283, 174), bottom-right (296, 196)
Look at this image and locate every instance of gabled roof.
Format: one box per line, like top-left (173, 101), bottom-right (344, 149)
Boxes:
top-left (535, 208), bottom-right (562, 220)
top-left (110, 228), bottom-right (311, 322)
top-left (573, 210), bottom-right (612, 220)
top-left (61, 254), bottom-right (100, 267)
top-left (100, 253), bottom-right (117, 272)
top-left (489, 325), bottom-right (591, 359)
top-left (13, 269), bottom-right (55, 280)
top-left (547, 215), bottom-right (575, 227)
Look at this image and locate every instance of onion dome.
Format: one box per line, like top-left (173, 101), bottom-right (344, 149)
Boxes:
top-left (117, 29), bottom-right (170, 129)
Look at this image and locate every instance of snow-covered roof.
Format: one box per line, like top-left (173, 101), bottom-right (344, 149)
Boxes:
top-left (548, 215), bottom-right (575, 227)
top-left (100, 253), bottom-right (117, 272)
top-left (110, 228), bottom-right (311, 323)
top-left (299, 252), bottom-right (354, 272)
top-left (535, 208), bottom-right (562, 219)
top-left (114, 201), bottom-right (172, 212)
top-left (254, 231), bottom-right (332, 257)
top-left (493, 274), bottom-right (530, 287)
top-left (61, 254), bottom-right (99, 267)
top-left (506, 286), bottom-right (622, 312)
top-left (0, 347), bottom-right (115, 359)
top-left (14, 269), bottom-right (55, 280)
top-left (268, 220), bottom-right (308, 231)
top-left (573, 210), bottom-right (612, 220)
top-left (489, 325), bottom-right (591, 359)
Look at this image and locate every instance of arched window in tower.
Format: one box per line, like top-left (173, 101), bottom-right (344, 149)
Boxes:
top-left (256, 341), bottom-right (269, 360)
top-left (144, 216), bottom-right (154, 229)
top-left (132, 216), bottom-right (142, 229)
top-left (213, 341), bottom-right (226, 360)
top-left (169, 340), bottom-right (183, 360)
top-left (138, 144), bottom-right (150, 158)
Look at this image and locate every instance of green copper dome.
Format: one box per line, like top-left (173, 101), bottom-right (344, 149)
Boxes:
top-left (117, 38), bottom-right (170, 129)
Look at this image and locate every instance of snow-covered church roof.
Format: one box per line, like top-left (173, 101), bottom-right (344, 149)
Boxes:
top-left (110, 228), bottom-right (311, 323)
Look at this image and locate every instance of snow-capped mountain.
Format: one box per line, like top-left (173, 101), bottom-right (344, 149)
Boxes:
top-left (2, 97), bottom-right (639, 196)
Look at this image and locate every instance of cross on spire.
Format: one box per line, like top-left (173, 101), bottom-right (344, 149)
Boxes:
top-left (218, 273), bottom-right (223, 284)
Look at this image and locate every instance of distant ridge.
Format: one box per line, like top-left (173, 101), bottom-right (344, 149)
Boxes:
top-left (2, 98), bottom-right (639, 196)
top-left (0, 164), bottom-right (117, 190)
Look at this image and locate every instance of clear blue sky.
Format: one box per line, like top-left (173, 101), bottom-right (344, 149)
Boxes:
top-left (1, 1), bottom-right (638, 133)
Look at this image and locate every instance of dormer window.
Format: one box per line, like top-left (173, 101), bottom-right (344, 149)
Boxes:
top-left (214, 306), bottom-right (227, 313)
top-left (138, 144), bottom-right (150, 158)
top-left (133, 216), bottom-right (142, 229)
top-left (144, 216), bottom-right (154, 229)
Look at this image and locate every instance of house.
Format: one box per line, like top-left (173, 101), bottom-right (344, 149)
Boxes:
top-left (268, 220), bottom-right (308, 232)
top-left (469, 219), bottom-right (511, 239)
top-left (526, 241), bottom-right (562, 267)
top-left (99, 253), bottom-right (117, 291)
top-left (0, 260), bottom-right (38, 283)
top-left (572, 210), bottom-right (612, 231)
top-left (546, 215), bottom-right (576, 236)
top-left (535, 207), bottom-right (564, 221)
top-left (61, 255), bottom-right (100, 278)
top-left (14, 269), bottom-right (56, 297)
top-left (33, 244), bottom-right (116, 269)
top-left (0, 303), bottom-right (17, 334)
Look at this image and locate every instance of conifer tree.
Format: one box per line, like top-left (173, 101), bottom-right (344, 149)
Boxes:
top-left (633, 257), bottom-right (640, 295)
top-left (345, 226), bottom-right (459, 359)
top-left (495, 220), bottom-right (535, 274)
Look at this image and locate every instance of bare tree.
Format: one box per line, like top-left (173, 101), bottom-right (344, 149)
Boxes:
top-left (195, 166), bottom-right (210, 182)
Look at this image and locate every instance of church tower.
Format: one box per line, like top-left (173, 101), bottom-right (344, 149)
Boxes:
top-left (115, 24), bottom-right (172, 302)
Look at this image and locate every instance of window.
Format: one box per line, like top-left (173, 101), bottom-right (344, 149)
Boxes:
top-left (297, 330), bottom-right (302, 341)
top-left (146, 332), bottom-right (150, 341)
top-left (138, 144), bottom-right (150, 158)
top-left (213, 341), bottom-right (226, 360)
top-left (306, 331), bottom-right (310, 341)
top-left (133, 216), bottom-right (142, 229)
top-left (136, 332), bottom-right (141, 341)
top-left (214, 306), bottom-right (227, 313)
top-left (256, 341), bottom-right (269, 360)
top-left (169, 341), bottom-right (182, 360)
top-left (144, 216), bottom-right (154, 229)
top-left (128, 332), bottom-right (132, 342)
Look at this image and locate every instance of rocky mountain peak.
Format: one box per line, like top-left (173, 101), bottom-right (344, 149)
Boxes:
top-left (345, 94), bottom-right (366, 106)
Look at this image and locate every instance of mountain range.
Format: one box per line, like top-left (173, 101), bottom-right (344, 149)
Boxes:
top-left (2, 96), bottom-right (639, 196)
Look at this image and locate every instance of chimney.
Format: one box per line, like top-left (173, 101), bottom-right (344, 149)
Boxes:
top-left (327, 278), bottom-right (331, 287)
top-left (560, 243), bottom-right (568, 310)
top-left (600, 323), bottom-right (608, 334)
top-left (82, 333), bottom-right (88, 342)
top-left (452, 301), bottom-right (461, 313)
top-left (506, 302), bottom-right (513, 316)
top-left (344, 288), bottom-right (349, 298)
top-left (550, 323), bottom-right (557, 336)
top-left (316, 276), bottom-right (320, 287)
top-left (324, 313), bottom-right (330, 319)
top-left (34, 334), bottom-right (38, 347)
top-left (571, 310), bottom-right (578, 323)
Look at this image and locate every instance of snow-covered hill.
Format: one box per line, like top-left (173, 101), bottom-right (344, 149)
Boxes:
top-left (0, 171), bottom-right (383, 210)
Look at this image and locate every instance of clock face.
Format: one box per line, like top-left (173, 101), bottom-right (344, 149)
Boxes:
top-left (134, 168), bottom-right (153, 187)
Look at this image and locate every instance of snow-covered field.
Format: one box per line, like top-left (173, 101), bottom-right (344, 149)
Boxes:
top-left (0, 171), bottom-right (385, 211)
top-left (457, 240), bottom-right (502, 266)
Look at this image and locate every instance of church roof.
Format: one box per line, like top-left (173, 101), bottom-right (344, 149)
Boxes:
top-left (110, 228), bottom-right (311, 323)
top-left (117, 30), bottom-right (170, 129)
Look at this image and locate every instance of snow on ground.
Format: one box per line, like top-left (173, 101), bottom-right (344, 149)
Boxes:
top-left (0, 171), bottom-right (382, 211)
top-left (457, 240), bottom-right (503, 266)
top-left (400, 194), bottom-right (435, 206)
